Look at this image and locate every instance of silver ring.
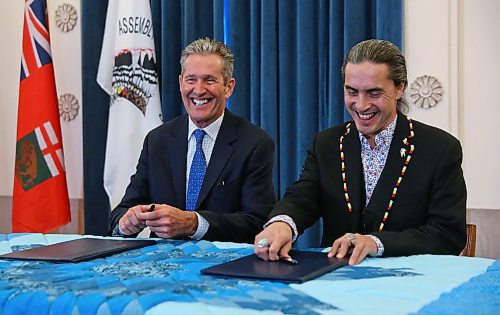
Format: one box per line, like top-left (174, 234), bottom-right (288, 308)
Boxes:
top-left (344, 234), bottom-right (356, 244)
top-left (257, 238), bottom-right (270, 248)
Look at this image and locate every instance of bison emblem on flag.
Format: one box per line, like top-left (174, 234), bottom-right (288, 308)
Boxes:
top-left (15, 122), bottom-right (64, 191)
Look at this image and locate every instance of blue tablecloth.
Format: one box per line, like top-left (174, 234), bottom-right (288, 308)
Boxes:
top-left (0, 233), bottom-right (498, 314)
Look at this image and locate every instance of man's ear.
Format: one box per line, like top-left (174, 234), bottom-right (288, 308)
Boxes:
top-left (396, 82), bottom-right (405, 99)
top-left (225, 78), bottom-right (236, 98)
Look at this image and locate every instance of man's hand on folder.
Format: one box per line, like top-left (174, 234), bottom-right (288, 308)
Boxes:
top-left (328, 233), bottom-right (378, 266)
top-left (254, 222), bottom-right (294, 263)
top-left (254, 222), bottom-right (376, 266)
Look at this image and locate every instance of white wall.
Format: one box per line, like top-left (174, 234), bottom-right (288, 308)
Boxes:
top-left (0, 0), bottom-right (23, 197)
top-left (405, 0), bottom-right (459, 135)
top-left (0, 0), bottom-right (23, 233)
top-left (461, 0), bottom-right (500, 210)
top-left (48, 0), bottom-right (84, 200)
top-left (404, 0), bottom-right (500, 210)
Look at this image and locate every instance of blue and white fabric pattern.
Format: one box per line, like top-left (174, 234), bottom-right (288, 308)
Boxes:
top-left (0, 234), bottom-right (497, 315)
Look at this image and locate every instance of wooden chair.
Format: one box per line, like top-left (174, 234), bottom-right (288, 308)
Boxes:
top-left (463, 223), bottom-right (477, 257)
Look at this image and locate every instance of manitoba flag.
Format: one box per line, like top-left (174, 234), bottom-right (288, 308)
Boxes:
top-left (13, 0), bottom-right (70, 232)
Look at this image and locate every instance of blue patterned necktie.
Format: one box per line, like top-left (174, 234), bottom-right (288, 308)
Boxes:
top-left (186, 129), bottom-right (207, 211)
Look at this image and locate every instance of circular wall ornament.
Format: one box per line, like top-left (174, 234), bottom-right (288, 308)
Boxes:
top-left (55, 3), bottom-right (78, 33)
top-left (59, 93), bottom-right (80, 121)
top-left (409, 75), bottom-right (443, 109)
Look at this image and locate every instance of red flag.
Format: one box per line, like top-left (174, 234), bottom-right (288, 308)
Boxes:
top-left (13, 0), bottom-right (70, 232)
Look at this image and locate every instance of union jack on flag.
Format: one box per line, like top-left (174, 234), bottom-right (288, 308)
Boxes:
top-left (21, 0), bottom-right (52, 81)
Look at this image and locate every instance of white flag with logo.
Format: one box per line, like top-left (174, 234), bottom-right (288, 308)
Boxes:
top-left (97, 0), bottom-right (162, 209)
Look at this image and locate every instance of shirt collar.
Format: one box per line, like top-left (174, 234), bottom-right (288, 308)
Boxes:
top-left (188, 112), bottom-right (225, 142)
top-left (358, 114), bottom-right (397, 148)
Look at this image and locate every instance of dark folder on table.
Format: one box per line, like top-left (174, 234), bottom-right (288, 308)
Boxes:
top-left (0, 238), bottom-right (156, 263)
top-left (201, 250), bottom-right (348, 283)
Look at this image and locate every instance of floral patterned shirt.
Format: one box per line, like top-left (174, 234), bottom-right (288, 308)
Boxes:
top-left (359, 116), bottom-right (397, 206)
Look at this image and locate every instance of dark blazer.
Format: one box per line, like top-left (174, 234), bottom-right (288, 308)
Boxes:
top-left (271, 112), bottom-right (466, 256)
top-left (109, 110), bottom-right (276, 243)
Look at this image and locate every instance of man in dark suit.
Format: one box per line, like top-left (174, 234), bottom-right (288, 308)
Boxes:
top-left (254, 39), bottom-right (466, 265)
top-left (109, 38), bottom-right (276, 243)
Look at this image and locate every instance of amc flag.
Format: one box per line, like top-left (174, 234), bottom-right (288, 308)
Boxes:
top-left (13, 0), bottom-right (70, 232)
top-left (97, 0), bottom-right (162, 209)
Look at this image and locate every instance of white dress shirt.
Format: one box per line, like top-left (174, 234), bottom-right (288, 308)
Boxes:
top-left (186, 112), bottom-right (224, 239)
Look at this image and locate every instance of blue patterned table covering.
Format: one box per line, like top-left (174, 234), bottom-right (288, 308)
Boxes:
top-left (0, 233), bottom-right (498, 315)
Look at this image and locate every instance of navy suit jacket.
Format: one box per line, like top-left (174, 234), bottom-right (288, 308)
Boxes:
top-left (109, 110), bottom-right (276, 243)
top-left (270, 112), bottom-right (466, 256)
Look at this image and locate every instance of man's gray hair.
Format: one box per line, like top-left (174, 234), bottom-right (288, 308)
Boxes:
top-left (180, 37), bottom-right (234, 85)
top-left (341, 39), bottom-right (409, 113)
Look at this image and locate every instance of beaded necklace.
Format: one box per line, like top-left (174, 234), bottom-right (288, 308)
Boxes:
top-left (339, 116), bottom-right (415, 232)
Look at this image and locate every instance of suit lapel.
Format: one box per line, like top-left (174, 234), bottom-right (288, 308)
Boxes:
top-left (365, 113), bottom-right (410, 229)
top-left (169, 116), bottom-right (189, 209)
top-left (195, 111), bottom-right (236, 209)
top-left (343, 123), bottom-right (365, 231)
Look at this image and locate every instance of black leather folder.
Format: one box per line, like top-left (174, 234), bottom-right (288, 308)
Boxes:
top-left (201, 250), bottom-right (348, 283)
top-left (0, 238), bottom-right (157, 263)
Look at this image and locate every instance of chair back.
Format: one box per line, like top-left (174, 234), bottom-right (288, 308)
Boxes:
top-left (463, 223), bottom-right (477, 257)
